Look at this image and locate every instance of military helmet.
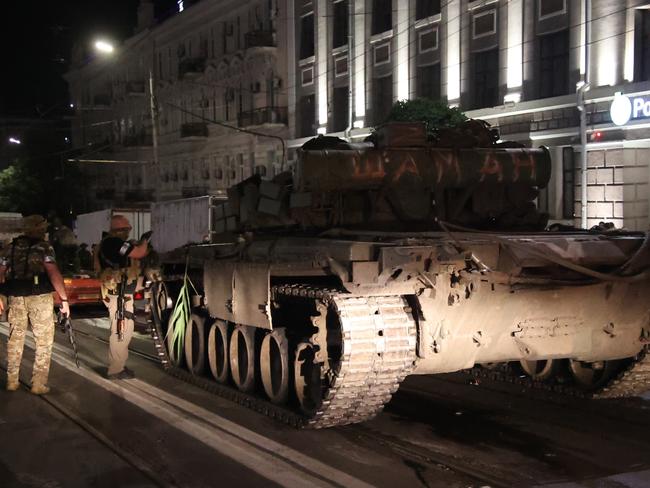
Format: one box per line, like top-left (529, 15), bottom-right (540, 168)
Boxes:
top-left (22, 214), bottom-right (48, 238)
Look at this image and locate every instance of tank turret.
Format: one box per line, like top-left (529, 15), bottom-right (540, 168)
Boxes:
top-left (214, 121), bottom-right (552, 235)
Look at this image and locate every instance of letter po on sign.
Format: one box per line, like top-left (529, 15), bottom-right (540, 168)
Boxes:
top-left (610, 92), bottom-right (650, 126)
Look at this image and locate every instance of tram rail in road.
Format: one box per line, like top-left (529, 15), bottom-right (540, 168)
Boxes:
top-left (0, 322), bottom-right (373, 488)
top-left (3, 320), bottom-right (650, 488)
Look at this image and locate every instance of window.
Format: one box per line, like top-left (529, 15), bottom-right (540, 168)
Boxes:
top-left (471, 48), bottom-right (499, 109)
top-left (539, 0), bottom-right (566, 20)
top-left (332, 86), bottom-right (349, 132)
top-left (539, 29), bottom-right (569, 98)
top-left (333, 0), bottom-right (349, 49)
top-left (298, 94), bottom-right (316, 137)
top-left (373, 75), bottom-right (393, 125)
top-left (374, 43), bottom-right (391, 66)
top-left (418, 28), bottom-right (438, 53)
top-left (300, 14), bottom-right (315, 59)
top-left (372, 0), bottom-right (392, 35)
top-left (473, 10), bottom-right (496, 39)
top-left (562, 147), bottom-right (575, 219)
top-left (636, 9), bottom-right (650, 82)
top-left (301, 66), bottom-right (314, 86)
top-left (334, 56), bottom-right (348, 77)
top-left (416, 64), bottom-right (441, 101)
top-left (415, 0), bottom-right (441, 21)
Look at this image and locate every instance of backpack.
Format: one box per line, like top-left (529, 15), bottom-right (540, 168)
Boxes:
top-left (5, 236), bottom-right (54, 296)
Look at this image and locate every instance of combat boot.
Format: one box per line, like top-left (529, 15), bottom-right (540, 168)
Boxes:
top-left (30, 384), bottom-right (50, 395)
top-left (6, 380), bottom-right (19, 391)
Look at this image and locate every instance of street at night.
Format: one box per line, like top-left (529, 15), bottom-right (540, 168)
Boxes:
top-left (1, 312), bottom-right (650, 488)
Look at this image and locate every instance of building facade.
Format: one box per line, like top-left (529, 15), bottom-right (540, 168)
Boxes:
top-left (67, 0), bottom-right (650, 231)
top-left (65, 0), bottom-right (288, 208)
top-left (286, 0), bottom-right (650, 231)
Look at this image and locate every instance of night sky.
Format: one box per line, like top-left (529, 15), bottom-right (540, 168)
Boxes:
top-left (1, 0), bottom-right (178, 119)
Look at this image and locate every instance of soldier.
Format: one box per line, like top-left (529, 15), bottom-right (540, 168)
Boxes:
top-left (0, 215), bottom-right (71, 394)
top-left (98, 215), bottom-right (150, 379)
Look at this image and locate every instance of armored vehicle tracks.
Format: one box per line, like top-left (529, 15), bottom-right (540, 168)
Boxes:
top-left (147, 283), bottom-right (417, 428)
top-left (469, 347), bottom-right (650, 400)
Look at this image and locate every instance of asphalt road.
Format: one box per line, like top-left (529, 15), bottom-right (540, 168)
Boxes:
top-left (1, 314), bottom-right (649, 488)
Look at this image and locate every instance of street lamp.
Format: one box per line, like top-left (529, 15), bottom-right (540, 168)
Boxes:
top-left (8, 137), bottom-right (21, 145)
top-left (94, 40), bottom-right (115, 54)
top-left (91, 35), bottom-right (160, 175)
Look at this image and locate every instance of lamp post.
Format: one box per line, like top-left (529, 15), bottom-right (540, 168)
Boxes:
top-left (92, 39), bottom-right (159, 168)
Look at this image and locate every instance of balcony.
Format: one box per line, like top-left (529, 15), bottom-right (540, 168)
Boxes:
top-left (182, 186), bottom-right (209, 198)
top-left (95, 188), bottom-right (115, 200)
top-left (125, 81), bottom-right (146, 96)
top-left (178, 57), bottom-right (206, 79)
top-left (238, 107), bottom-right (288, 128)
top-left (245, 30), bottom-right (276, 49)
top-left (180, 122), bottom-right (209, 138)
top-left (93, 93), bottom-right (112, 107)
top-left (122, 131), bottom-right (153, 147)
top-left (124, 189), bottom-right (154, 202)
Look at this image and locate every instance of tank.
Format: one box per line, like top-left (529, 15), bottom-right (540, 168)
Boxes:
top-left (149, 122), bottom-right (650, 428)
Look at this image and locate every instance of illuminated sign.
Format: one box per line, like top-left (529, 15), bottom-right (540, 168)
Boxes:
top-left (609, 92), bottom-right (650, 126)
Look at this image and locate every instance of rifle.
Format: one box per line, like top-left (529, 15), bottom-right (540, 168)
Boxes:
top-left (57, 309), bottom-right (80, 368)
top-left (116, 273), bottom-right (127, 342)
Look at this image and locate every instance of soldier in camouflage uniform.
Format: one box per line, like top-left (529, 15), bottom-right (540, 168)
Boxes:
top-left (98, 215), bottom-right (150, 379)
top-left (0, 215), bottom-right (71, 394)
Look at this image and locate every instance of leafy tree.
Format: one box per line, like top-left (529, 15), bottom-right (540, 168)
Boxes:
top-left (0, 161), bottom-right (44, 214)
top-left (0, 128), bottom-right (87, 224)
top-left (384, 98), bottom-right (467, 138)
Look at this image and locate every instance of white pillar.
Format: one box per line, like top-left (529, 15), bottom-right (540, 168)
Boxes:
top-left (446, 0), bottom-right (461, 104)
top-left (393, 0), bottom-right (409, 102)
top-left (287, 0), bottom-right (296, 139)
top-left (624, 6), bottom-right (635, 82)
top-left (505, 0), bottom-right (523, 103)
top-left (316, 0), bottom-right (328, 131)
top-left (353, 0), bottom-right (366, 127)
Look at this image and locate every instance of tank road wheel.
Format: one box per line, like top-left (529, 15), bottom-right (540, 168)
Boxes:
top-left (155, 282), bottom-right (173, 316)
top-left (208, 320), bottom-right (230, 384)
top-left (294, 342), bottom-right (323, 415)
top-left (520, 359), bottom-right (559, 381)
top-left (229, 325), bottom-right (258, 392)
top-left (567, 359), bottom-right (618, 390)
top-left (260, 329), bottom-right (290, 405)
top-left (184, 314), bottom-right (206, 375)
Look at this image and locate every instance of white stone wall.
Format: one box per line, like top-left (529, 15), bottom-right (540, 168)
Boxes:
top-left (576, 148), bottom-right (650, 231)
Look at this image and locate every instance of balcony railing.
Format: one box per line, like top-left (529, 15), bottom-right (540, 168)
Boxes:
top-left (180, 122), bottom-right (209, 138)
top-left (178, 57), bottom-right (206, 79)
top-left (182, 186), bottom-right (209, 198)
top-left (124, 189), bottom-right (154, 202)
top-left (122, 132), bottom-right (153, 147)
top-left (93, 93), bottom-right (112, 107)
top-left (245, 30), bottom-right (276, 49)
top-left (95, 188), bottom-right (115, 200)
top-left (125, 81), bottom-right (146, 95)
top-left (238, 107), bottom-right (288, 128)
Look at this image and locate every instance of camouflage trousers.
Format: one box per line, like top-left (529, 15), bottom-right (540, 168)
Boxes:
top-left (104, 294), bottom-right (135, 375)
top-left (6, 293), bottom-right (55, 388)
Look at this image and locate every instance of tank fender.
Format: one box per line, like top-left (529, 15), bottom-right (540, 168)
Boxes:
top-left (204, 260), bottom-right (272, 329)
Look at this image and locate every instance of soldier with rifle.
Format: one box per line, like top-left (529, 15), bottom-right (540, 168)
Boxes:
top-left (0, 215), bottom-right (71, 394)
top-left (97, 215), bottom-right (151, 379)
